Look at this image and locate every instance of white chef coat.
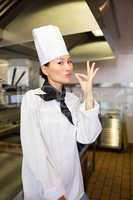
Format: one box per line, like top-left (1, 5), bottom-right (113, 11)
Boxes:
top-left (20, 88), bottom-right (102, 200)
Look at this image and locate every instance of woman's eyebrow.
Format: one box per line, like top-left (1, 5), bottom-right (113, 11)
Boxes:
top-left (57, 57), bottom-right (71, 61)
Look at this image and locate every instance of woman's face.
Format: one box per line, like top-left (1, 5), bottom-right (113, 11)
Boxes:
top-left (41, 54), bottom-right (73, 86)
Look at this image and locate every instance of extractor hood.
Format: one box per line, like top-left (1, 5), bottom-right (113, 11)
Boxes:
top-left (0, 0), bottom-right (119, 61)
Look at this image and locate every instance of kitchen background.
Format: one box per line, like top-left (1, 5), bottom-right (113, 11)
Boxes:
top-left (0, 0), bottom-right (133, 199)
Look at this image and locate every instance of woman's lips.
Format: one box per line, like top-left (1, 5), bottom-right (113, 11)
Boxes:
top-left (64, 74), bottom-right (72, 78)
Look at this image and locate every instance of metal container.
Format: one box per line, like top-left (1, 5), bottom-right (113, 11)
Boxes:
top-left (98, 112), bottom-right (123, 149)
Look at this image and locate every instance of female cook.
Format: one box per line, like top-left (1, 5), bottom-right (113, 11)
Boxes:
top-left (20, 25), bottom-right (102, 200)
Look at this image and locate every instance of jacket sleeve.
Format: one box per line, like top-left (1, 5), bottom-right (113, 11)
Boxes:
top-left (20, 91), bottom-right (66, 200)
top-left (74, 95), bottom-right (102, 144)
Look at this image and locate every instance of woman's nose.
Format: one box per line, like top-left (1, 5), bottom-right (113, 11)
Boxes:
top-left (64, 62), bottom-right (73, 70)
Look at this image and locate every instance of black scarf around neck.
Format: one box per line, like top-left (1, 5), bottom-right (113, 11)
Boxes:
top-left (37, 79), bottom-right (74, 125)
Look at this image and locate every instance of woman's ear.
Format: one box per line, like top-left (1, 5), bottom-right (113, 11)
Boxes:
top-left (41, 65), bottom-right (48, 76)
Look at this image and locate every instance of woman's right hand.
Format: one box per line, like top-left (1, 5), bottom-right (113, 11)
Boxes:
top-left (57, 196), bottom-right (66, 200)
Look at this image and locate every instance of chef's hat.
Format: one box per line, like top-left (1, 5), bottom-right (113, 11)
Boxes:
top-left (32, 25), bottom-right (69, 66)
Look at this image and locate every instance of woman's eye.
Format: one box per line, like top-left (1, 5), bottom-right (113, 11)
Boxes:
top-left (57, 60), bottom-right (73, 65)
top-left (68, 60), bottom-right (73, 64)
top-left (58, 61), bottom-right (64, 65)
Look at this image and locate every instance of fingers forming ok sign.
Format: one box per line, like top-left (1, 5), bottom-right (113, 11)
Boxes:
top-left (75, 61), bottom-right (99, 95)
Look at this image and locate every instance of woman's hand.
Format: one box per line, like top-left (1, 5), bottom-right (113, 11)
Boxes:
top-left (57, 196), bottom-right (66, 200)
top-left (75, 61), bottom-right (99, 110)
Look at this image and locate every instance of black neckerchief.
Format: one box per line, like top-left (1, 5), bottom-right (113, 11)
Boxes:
top-left (37, 79), bottom-right (74, 125)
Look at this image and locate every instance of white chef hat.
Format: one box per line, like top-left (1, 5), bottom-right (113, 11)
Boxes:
top-left (32, 25), bottom-right (69, 66)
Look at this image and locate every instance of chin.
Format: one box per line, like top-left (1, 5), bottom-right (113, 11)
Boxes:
top-left (63, 79), bottom-right (72, 84)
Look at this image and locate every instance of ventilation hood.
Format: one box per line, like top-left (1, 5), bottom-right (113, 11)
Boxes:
top-left (0, 0), bottom-right (119, 61)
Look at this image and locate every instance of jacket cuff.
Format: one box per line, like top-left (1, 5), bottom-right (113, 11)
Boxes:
top-left (44, 184), bottom-right (66, 200)
top-left (80, 100), bottom-right (100, 116)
